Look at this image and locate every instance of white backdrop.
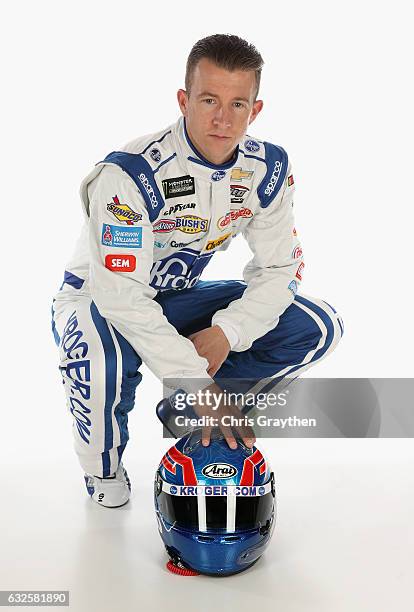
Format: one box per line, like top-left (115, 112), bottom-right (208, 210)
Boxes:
top-left (1, 0), bottom-right (413, 467)
top-left (0, 2), bottom-right (413, 605)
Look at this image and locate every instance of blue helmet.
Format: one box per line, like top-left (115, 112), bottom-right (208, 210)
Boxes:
top-left (154, 429), bottom-right (276, 576)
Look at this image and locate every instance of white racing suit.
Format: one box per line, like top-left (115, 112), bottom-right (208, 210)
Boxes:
top-left (51, 116), bottom-right (343, 476)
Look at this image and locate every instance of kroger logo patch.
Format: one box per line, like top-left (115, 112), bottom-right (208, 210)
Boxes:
top-left (288, 280), bottom-right (298, 295)
top-left (244, 139), bottom-right (260, 152)
top-left (101, 224), bottom-right (143, 248)
top-left (211, 170), bottom-right (226, 182)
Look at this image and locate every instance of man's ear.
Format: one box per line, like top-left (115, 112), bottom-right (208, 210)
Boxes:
top-left (177, 89), bottom-right (188, 116)
top-left (248, 99), bottom-right (264, 125)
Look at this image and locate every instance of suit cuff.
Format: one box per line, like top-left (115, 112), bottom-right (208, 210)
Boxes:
top-left (214, 322), bottom-right (240, 351)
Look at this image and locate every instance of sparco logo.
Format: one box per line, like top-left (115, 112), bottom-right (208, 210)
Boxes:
top-left (202, 463), bottom-right (238, 479)
top-left (264, 161), bottom-right (282, 196)
top-left (138, 173), bottom-right (159, 209)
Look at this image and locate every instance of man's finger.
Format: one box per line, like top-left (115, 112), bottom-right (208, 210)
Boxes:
top-left (202, 425), bottom-right (212, 447)
top-left (218, 422), bottom-right (238, 449)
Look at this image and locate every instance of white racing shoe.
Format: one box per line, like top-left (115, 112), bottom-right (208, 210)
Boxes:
top-left (84, 462), bottom-right (131, 508)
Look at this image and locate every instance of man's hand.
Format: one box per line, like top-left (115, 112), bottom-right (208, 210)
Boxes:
top-left (188, 325), bottom-right (230, 377)
top-left (192, 382), bottom-right (256, 450)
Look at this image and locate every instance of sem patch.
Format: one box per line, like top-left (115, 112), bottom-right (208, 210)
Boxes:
top-left (101, 224), bottom-right (143, 248)
top-left (105, 254), bottom-right (136, 272)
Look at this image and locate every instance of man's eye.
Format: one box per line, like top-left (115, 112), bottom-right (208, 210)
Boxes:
top-left (203, 98), bottom-right (215, 104)
top-left (233, 102), bottom-right (245, 108)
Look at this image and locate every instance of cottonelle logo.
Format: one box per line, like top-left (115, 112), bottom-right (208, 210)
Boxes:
top-left (202, 463), bottom-right (238, 479)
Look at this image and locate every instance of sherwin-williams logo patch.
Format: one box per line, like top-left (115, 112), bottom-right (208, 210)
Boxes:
top-left (217, 208), bottom-right (253, 230)
top-left (105, 254), bottom-right (136, 272)
top-left (101, 224), bottom-right (143, 248)
top-left (162, 175), bottom-right (195, 199)
top-left (202, 463), bottom-right (238, 479)
top-left (175, 215), bottom-right (209, 234)
top-left (107, 195), bottom-right (142, 225)
top-left (231, 167), bottom-right (254, 182)
top-left (205, 233), bottom-right (231, 251)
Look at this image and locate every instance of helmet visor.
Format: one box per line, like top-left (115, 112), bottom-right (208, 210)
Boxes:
top-left (157, 479), bottom-right (274, 532)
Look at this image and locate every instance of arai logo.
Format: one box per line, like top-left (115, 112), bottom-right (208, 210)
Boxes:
top-left (202, 463), bottom-right (238, 479)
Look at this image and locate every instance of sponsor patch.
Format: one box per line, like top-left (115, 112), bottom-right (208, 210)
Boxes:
top-left (107, 195), bottom-right (142, 225)
top-left (170, 239), bottom-right (200, 248)
top-left (162, 175), bottom-right (195, 199)
top-left (175, 215), bottom-right (209, 234)
top-left (153, 219), bottom-right (176, 233)
top-left (101, 224), bottom-right (142, 248)
top-left (230, 184), bottom-right (249, 204)
top-left (163, 202), bottom-right (196, 216)
top-left (150, 148), bottom-right (161, 162)
top-left (217, 208), bottom-right (253, 230)
top-left (231, 167), bottom-right (254, 182)
top-left (292, 245), bottom-right (303, 259)
top-left (205, 233), bottom-right (231, 251)
top-left (211, 170), bottom-right (226, 182)
top-left (105, 254), bottom-right (136, 272)
top-left (264, 161), bottom-right (283, 196)
top-left (288, 280), bottom-right (298, 295)
top-left (288, 174), bottom-right (294, 186)
top-left (295, 262), bottom-right (305, 281)
top-left (244, 139), bottom-right (260, 152)
top-left (138, 173), bottom-right (159, 210)
top-left (154, 240), bottom-right (168, 249)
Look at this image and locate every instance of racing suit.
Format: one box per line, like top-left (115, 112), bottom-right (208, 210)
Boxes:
top-left (51, 116), bottom-right (343, 476)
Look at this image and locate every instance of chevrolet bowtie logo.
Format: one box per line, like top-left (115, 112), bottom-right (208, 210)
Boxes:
top-left (230, 167), bottom-right (254, 181)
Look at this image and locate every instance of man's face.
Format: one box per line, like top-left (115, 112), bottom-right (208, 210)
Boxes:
top-left (177, 58), bottom-right (263, 165)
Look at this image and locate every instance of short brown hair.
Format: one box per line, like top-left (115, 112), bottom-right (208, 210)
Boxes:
top-left (185, 34), bottom-right (264, 100)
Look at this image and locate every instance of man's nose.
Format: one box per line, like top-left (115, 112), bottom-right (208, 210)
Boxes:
top-left (212, 106), bottom-right (231, 128)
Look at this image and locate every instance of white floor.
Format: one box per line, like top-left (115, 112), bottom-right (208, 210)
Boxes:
top-left (1, 437), bottom-right (413, 612)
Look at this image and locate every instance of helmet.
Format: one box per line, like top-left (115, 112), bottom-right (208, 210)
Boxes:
top-left (154, 429), bottom-right (276, 576)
